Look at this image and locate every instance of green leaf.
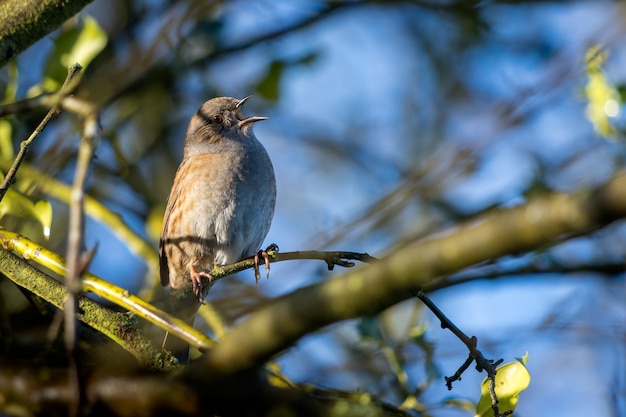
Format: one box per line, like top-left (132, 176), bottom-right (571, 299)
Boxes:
top-left (444, 397), bottom-right (477, 413)
top-left (1, 61), bottom-right (18, 160)
top-left (39, 16), bottom-right (108, 93)
top-left (0, 119), bottom-right (13, 160)
top-left (357, 316), bottom-right (384, 340)
top-left (256, 60), bottom-right (284, 102)
top-left (584, 45), bottom-right (620, 138)
top-left (0, 188), bottom-right (52, 238)
top-left (4, 60), bottom-right (19, 102)
top-left (255, 52), bottom-right (318, 102)
top-left (475, 352), bottom-right (530, 417)
top-left (294, 52), bottom-right (318, 66)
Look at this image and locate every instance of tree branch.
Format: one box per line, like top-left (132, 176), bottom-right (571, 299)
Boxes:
top-left (0, 231), bottom-right (210, 366)
top-left (414, 290), bottom-right (507, 416)
top-left (0, 0), bottom-right (94, 68)
top-left (0, 248), bottom-right (173, 369)
top-left (0, 226), bottom-right (373, 357)
top-left (0, 359), bottom-right (413, 417)
top-left (0, 64), bottom-right (82, 203)
top-left (192, 172), bottom-right (626, 376)
top-left (60, 64), bottom-right (95, 415)
top-left (0, 156), bottom-right (160, 295)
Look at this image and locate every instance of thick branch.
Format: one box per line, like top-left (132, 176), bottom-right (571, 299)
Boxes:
top-left (0, 228), bottom-right (213, 357)
top-left (0, 0), bottom-right (94, 67)
top-left (0, 362), bottom-right (331, 417)
top-left (0, 156), bottom-right (159, 292)
top-left (0, 248), bottom-right (173, 369)
top-left (193, 172), bottom-right (626, 375)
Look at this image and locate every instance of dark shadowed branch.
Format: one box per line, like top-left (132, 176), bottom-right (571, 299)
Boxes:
top-left (414, 290), bottom-right (507, 417)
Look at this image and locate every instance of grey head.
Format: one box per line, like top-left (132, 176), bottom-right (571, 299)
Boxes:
top-left (183, 96), bottom-right (267, 157)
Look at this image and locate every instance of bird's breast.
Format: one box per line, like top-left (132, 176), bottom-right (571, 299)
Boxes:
top-left (174, 148), bottom-right (275, 265)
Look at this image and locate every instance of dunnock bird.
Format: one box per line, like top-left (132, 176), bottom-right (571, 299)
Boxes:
top-left (159, 95), bottom-right (276, 318)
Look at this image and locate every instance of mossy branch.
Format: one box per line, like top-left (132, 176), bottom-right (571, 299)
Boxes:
top-left (0, 247), bottom-right (173, 369)
top-left (0, 226), bottom-right (374, 359)
top-left (0, 0), bottom-right (94, 68)
top-left (0, 228), bottom-right (213, 360)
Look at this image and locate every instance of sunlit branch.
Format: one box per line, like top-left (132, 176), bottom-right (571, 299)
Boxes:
top-left (0, 65), bottom-right (82, 203)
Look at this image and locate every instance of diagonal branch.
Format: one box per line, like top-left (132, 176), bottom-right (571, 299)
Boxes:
top-left (190, 171), bottom-right (626, 376)
top-left (208, 2), bottom-right (356, 60)
top-left (0, 248), bottom-right (173, 369)
top-left (0, 227), bottom-right (214, 360)
top-left (0, 156), bottom-right (159, 294)
top-left (0, 64), bottom-right (83, 203)
top-left (0, 227), bottom-right (372, 355)
top-left (414, 290), bottom-right (507, 416)
top-left (0, 0), bottom-right (94, 67)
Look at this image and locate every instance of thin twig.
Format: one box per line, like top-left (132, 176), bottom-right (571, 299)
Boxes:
top-left (208, 2), bottom-right (354, 60)
top-left (413, 290), bottom-right (506, 417)
top-left (0, 62), bottom-right (85, 416)
top-left (57, 64), bottom-right (90, 417)
top-left (0, 93), bottom-right (53, 118)
top-left (0, 63), bottom-right (92, 415)
top-left (269, 250), bottom-right (377, 269)
top-left (0, 65), bottom-right (82, 203)
top-left (63, 101), bottom-right (98, 353)
top-left (208, 249), bottom-right (377, 283)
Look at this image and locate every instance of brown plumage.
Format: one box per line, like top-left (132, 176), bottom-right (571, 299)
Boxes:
top-left (159, 95), bottom-right (276, 309)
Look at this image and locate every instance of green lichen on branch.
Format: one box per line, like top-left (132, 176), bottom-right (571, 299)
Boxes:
top-left (0, 0), bottom-right (94, 66)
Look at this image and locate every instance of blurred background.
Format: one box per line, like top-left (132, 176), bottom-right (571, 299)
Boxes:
top-left (1, 1), bottom-right (625, 416)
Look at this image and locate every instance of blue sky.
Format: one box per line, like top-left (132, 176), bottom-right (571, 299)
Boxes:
top-left (5, 1), bottom-right (625, 415)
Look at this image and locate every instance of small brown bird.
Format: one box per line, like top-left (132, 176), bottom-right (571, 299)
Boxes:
top-left (159, 96), bottom-right (276, 306)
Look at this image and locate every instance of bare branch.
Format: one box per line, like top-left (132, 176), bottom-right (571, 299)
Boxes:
top-left (0, 64), bottom-right (82, 203)
top-left (414, 291), bottom-right (507, 416)
top-left (60, 64), bottom-right (96, 415)
top-left (191, 172), bottom-right (626, 376)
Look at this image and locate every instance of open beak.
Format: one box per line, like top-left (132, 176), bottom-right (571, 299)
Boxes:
top-left (236, 95), bottom-right (251, 109)
top-left (236, 95), bottom-right (268, 126)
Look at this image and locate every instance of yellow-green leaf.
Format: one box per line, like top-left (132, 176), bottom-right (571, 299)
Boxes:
top-left (445, 397), bottom-right (477, 414)
top-left (475, 352), bottom-right (530, 417)
top-left (0, 188), bottom-right (52, 238)
top-left (0, 119), bottom-right (13, 160)
top-left (32, 199), bottom-right (52, 238)
top-left (38, 16), bottom-right (108, 93)
top-left (584, 45), bottom-right (620, 138)
top-left (1, 61), bottom-right (18, 160)
top-left (146, 204), bottom-right (165, 243)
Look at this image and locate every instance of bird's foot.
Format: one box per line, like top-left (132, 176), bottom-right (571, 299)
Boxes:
top-left (188, 264), bottom-right (213, 302)
top-left (253, 243), bottom-right (279, 283)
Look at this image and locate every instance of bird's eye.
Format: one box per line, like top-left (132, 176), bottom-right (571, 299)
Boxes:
top-left (212, 114), bottom-right (224, 124)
